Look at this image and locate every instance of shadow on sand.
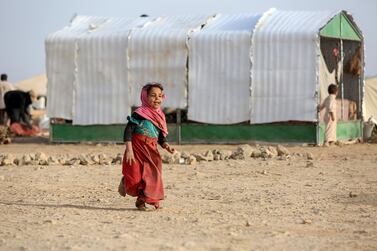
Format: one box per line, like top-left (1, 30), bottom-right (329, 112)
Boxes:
top-left (0, 200), bottom-right (136, 212)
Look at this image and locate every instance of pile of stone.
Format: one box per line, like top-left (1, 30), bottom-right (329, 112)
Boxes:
top-left (160, 144), bottom-right (298, 165)
top-left (0, 145), bottom-right (315, 167)
top-left (0, 152), bottom-right (123, 167)
top-left (0, 126), bottom-right (11, 144)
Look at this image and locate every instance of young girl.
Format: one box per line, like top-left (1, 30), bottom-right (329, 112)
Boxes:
top-left (319, 84), bottom-right (339, 146)
top-left (118, 83), bottom-right (175, 210)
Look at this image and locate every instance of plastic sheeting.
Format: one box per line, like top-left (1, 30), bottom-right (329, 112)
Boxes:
top-left (46, 16), bottom-right (109, 120)
top-left (251, 10), bottom-right (337, 124)
top-left (74, 17), bottom-right (151, 125)
top-left (364, 77), bottom-right (377, 121)
top-left (188, 13), bottom-right (262, 124)
top-left (128, 15), bottom-right (214, 109)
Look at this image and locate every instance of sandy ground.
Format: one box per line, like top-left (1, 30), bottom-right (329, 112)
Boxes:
top-left (0, 139), bottom-right (377, 251)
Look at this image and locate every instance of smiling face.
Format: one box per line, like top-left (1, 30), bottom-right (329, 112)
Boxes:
top-left (147, 86), bottom-right (163, 109)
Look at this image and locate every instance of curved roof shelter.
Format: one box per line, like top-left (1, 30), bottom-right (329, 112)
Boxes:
top-left (45, 10), bottom-right (363, 130)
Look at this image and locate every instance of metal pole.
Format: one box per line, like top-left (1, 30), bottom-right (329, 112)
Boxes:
top-left (340, 39), bottom-right (344, 121)
top-left (176, 109), bottom-right (181, 145)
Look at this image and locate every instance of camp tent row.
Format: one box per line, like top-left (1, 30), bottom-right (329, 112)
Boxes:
top-left (46, 9), bottom-right (364, 143)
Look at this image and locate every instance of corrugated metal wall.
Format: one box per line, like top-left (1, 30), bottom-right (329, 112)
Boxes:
top-left (250, 10), bottom-right (337, 124)
top-left (188, 13), bottom-right (262, 124)
top-left (128, 15), bottom-right (214, 109)
top-left (46, 16), bottom-right (109, 120)
top-left (46, 11), bottom-right (355, 126)
top-left (74, 17), bottom-right (151, 125)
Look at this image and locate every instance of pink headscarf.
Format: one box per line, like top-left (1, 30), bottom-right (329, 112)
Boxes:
top-left (134, 83), bottom-right (168, 137)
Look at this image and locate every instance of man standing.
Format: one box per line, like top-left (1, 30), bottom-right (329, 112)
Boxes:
top-left (0, 74), bottom-right (15, 125)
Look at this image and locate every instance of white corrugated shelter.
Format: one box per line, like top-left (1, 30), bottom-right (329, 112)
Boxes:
top-left (46, 10), bottom-right (363, 132)
top-left (251, 10), bottom-right (338, 124)
top-left (74, 17), bottom-right (152, 125)
top-left (46, 16), bottom-right (109, 120)
top-left (128, 15), bottom-right (214, 109)
top-left (188, 13), bottom-right (262, 124)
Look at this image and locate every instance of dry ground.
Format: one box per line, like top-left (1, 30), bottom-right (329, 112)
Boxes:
top-left (0, 139), bottom-right (377, 251)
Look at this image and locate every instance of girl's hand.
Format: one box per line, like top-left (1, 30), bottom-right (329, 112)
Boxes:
top-left (163, 143), bottom-right (175, 154)
top-left (125, 141), bottom-right (135, 165)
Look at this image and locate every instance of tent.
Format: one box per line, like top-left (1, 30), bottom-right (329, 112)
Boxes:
top-left (364, 76), bottom-right (377, 122)
top-left (46, 10), bottom-right (364, 144)
top-left (15, 74), bottom-right (47, 97)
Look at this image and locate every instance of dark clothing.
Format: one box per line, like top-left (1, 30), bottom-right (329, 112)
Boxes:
top-left (123, 112), bottom-right (167, 147)
top-left (4, 90), bottom-right (33, 129)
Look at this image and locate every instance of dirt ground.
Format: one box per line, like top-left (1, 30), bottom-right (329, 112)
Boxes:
top-left (0, 138), bottom-right (377, 251)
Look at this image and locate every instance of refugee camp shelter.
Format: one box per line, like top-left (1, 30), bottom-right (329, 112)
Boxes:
top-left (364, 76), bottom-right (377, 122)
top-left (46, 9), bottom-right (364, 144)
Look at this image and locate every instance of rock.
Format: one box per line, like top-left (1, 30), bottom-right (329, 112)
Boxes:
top-left (231, 145), bottom-right (255, 160)
top-left (204, 150), bottom-right (214, 161)
top-left (0, 126), bottom-right (12, 144)
top-left (251, 149), bottom-right (262, 158)
top-left (178, 158), bottom-right (185, 164)
top-left (259, 146), bottom-right (278, 158)
top-left (29, 153), bottom-right (37, 161)
top-left (47, 156), bottom-right (58, 165)
top-left (245, 220), bottom-right (251, 227)
top-left (90, 154), bottom-right (100, 164)
top-left (349, 191), bottom-right (358, 198)
top-left (57, 157), bottom-right (66, 165)
top-left (187, 155), bottom-right (197, 165)
top-left (13, 158), bottom-right (21, 166)
top-left (216, 150), bottom-right (232, 160)
top-left (277, 145), bottom-right (290, 156)
top-left (302, 219), bottom-right (312, 224)
top-left (306, 153), bottom-right (314, 160)
top-left (0, 154), bottom-right (14, 166)
top-left (78, 154), bottom-right (89, 165)
top-left (98, 153), bottom-right (111, 165)
top-left (306, 161), bottom-right (314, 168)
top-left (180, 151), bottom-right (190, 159)
top-left (335, 141), bottom-right (345, 147)
top-left (192, 153), bottom-right (208, 162)
top-left (112, 153), bottom-right (123, 165)
top-left (277, 155), bottom-right (291, 161)
top-left (35, 152), bottom-right (48, 161)
top-left (161, 153), bottom-right (171, 164)
top-left (267, 146), bottom-right (278, 158)
top-left (35, 152), bottom-right (49, 165)
top-left (213, 153), bottom-right (221, 161)
top-left (64, 157), bottom-right (79, 166)
top-left (162, 151), bottom-right (181, 164)
top-left (20, 154), bottom-right (32, 165)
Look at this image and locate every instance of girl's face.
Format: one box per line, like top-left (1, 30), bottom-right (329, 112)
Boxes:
top-left (147, 87), bottom-right (163, 109)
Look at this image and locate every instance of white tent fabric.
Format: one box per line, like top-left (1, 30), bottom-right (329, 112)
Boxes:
top-left (46, 16), bottom-right (109, 120)
top-left (364, 76), bottom-right (377, 121)
top-left (188, 13), bottom-right (262, 124)
top-left (15, 74), bottom-right (47, 96)
top-left (251, 10), bottom-right (337, 124)
top-left (73, 17), bottom-right (151, 125)
top-left (128, 15), bottom-right (214, 109)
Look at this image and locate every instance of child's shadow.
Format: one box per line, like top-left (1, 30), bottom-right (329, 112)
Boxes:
top-left (0, 200), bottom-right (136, 211)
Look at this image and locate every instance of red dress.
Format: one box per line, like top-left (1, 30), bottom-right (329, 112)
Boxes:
top-left (122, 133), bottom-right (164, 205)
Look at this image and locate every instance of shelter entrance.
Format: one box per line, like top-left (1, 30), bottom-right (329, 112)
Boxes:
top-left (319, 12), bottom-right (363, 123)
